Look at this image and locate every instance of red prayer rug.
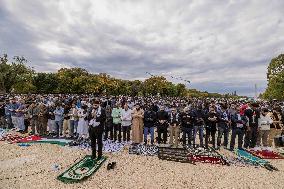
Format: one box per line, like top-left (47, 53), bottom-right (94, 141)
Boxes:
top-left (0, 134), bottom-right (23, 143)
top-left (187, 146), bottom-right (228, 165)
top-left (248, 149), bottom-right (284, 159)
top-left (188, 154), bottom-right (226, 165)
top-left (18, 135), bottom-right (42, 143)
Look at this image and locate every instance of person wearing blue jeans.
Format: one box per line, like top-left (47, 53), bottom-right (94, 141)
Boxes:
top-left (180, 107), bottom-right (195, 146)
top-left (217, 125), bottom-right (229, 148)
top-left (217, 106), bottom-right (230, 149)
top-left (69, 103), bottom-right (78, 138)
top-left (193, 126), bottom-right (204, 147)
top-left (230, 106), bottom-right (247, 151)
top-left (193, 105), bottom-right (205, 147)
top-left (143, 105), bottom-right (157, 145)
top-left (54, 104), bottom-right (64, 138)
top-left (144, 127), bottom-right (155, 144)
top-left (4, 101), bottom-right (13, 128)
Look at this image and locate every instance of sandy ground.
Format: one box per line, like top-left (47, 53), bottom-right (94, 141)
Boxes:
top-left (1, 139), bottom-right (284, 189)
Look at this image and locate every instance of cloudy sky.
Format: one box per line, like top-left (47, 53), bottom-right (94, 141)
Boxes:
top-left (0, 0), bottom-right (283, 96)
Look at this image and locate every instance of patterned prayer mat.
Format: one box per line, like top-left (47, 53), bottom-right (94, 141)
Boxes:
top-left (68, 138), bottom-right (91, 150)
top-left (158, 145), bottom-right (194, 163)
top-left (102, 140), bottom-right (127, 153)
top-left (235, 149), bottom-right (278, 171)
top-left (0, 133), bottom-right (23, 143)
top-left (57, 155), bottom-right (107, 183)
top-left (247, 149), bottom-right (284, 159)
top-left (68, 138), bottom-right (127, 152)
top-left (129, 144), bottom-right (158, 156)
top-left (186, 146), bottom-right (229, 165)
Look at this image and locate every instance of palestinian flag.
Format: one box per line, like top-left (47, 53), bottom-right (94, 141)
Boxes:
top-left (23, 138), bottom-right (72, 146)
top-left (235, 149), bottom-right (278, 171)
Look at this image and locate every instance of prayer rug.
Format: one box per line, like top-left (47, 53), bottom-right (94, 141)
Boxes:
top-left (235, 149), bottom-right (278, 171)
top-left (187, 146), bottom-right (228, 165)
top-left (220, 149), bottom-right (259, 167)
top-left (129, 144), bottom-right (158, 156)
top-left (18, 135), bottom-right (42, 143)
top-left (0, 133), bottom-right (23, 143)
top-left (69, 139), bottom-right (126, 152)
top-left (248, 149), bottom-right (284, 159)
top-left (23, 138), bottom-right (72, 146)
top-left (158, 145), bottom-right (194, 163)
top-left (57, 155), bottom-right (107, 183)
top-left (102, 140), bottom-right (126, 153)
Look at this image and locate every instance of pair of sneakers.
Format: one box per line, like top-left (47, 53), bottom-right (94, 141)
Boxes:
top-left (107, 162), bottom-right (116, 170)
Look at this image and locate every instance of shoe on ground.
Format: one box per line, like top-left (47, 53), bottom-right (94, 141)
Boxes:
top-left (111, 162), bottom-right (116, 169)
top-left (107, 163), bottom-right (112, 170)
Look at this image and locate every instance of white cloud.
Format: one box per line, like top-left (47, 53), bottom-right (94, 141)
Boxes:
top-left (0, 0), bottom-right (283, 96)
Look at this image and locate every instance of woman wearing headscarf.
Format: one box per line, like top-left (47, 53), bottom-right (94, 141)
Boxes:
top-left (131, 103), bottom-right (144, 144)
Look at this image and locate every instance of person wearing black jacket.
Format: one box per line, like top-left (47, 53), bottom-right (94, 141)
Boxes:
top-left (169, 107), bottom-right (180, 147)
top-left (156, 106), bottom-right (169, 144)
top-left (47, 104), bottom-right (56, 136)
top-left (217, 105), bottom-right (230, 149)
top-left (244, 103), bottom-right (260, 148)
top-left (206, 106), bottom-right (218, 149)
top-left (229, 106), bottom-right (248, 151)
top-left (0, 101), bottom-right (6, 128)
top-left (193, 105), bottom-right (206, 147)
top-left (89, 100), bottom-right (106, 160)
top-left (180, 107), bottom-right (195, 146)
top-left (143, 104), bottom-right (157, 145)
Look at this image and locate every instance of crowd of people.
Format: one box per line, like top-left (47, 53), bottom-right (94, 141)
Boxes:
top-left (0, 94), bottom-right (283, 159)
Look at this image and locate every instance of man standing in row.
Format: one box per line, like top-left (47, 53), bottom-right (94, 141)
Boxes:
top-left (112, 103), bottom-right (122, 142)
top-left (89, 100), bottom-right (106, 160)
top-left (156, 105), bottom-right (169, 144)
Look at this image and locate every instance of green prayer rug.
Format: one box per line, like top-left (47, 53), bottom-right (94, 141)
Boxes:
top-left (57, 155), bottom-right (107, 183)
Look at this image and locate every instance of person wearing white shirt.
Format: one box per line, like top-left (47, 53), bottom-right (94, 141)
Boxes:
top-left (77, 105), bottom-right (89, 138)
top-left (121, 104), bottom-right (132, 142)
top-left (257, 108), bottom-right (273, 147)
top-left (69, 103), bottom-right (79, 138)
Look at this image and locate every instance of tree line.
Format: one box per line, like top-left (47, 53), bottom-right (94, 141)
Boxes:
top-left (262, 54), bottom-right (284, 100)
top-left (0, 54), bottom-right (238, 98)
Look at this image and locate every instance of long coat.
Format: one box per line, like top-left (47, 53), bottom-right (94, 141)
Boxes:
top-left (132, 108), bottom-right (144, 143)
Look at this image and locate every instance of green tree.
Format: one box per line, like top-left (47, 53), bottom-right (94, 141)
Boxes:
top-left (0, 54), bottom-right (35, 93)
top-left (33, 73), bottom-right (59, 93)
top-left (263, 54), bottom-right (284, 100)
top-left (267, 54), bottom-right (284, 81)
